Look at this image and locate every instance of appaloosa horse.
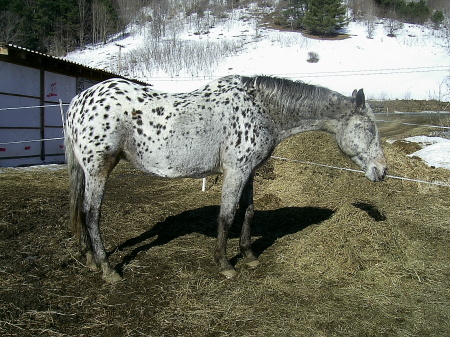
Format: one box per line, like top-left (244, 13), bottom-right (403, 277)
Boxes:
top-left (65, 75), bottom-right (387, 282)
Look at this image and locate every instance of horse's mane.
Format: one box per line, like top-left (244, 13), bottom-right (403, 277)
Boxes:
top-left (241, 75), bottom-right (343, 114)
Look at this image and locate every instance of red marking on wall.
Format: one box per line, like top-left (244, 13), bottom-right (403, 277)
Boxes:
top-left (0, 148), bottom-right (6, 152)
top-left (59, 145), bottom-right (64, 149)
top-left (47, 82), bottom-right (58, 97)
top-left (25, 146), bottom-right (31, 150)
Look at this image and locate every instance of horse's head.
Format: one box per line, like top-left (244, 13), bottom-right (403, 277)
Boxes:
top-left (336, 89), bottom-right (387, 182)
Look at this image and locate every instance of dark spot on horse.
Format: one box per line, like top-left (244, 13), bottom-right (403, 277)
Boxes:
top-left (103, 114), bottom-right (109, 119)
top-left (236, 131), bottom-right (242, 147)
top-left (92, 105), bottom-right (97, 111)
top-left (105, 105), bottom-right (110, 111)
top-left (126, 96), bottom-right (131, 101)
top-left (138, 97), bottom-right (144, 103)
top-left (97, 98), bottom-right (106, 105)
top-left (204, 92), bottom-right (212, 98)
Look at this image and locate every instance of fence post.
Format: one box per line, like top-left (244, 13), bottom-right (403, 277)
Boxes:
top-left (40, 69), bottom-right (45, 162)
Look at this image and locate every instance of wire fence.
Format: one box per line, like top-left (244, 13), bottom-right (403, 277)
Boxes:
top-left (1, 103), bottom-right (449, 187)
top-left (127, 66), bottom-right (450, 82)
top-left (0, 103), bottom-right (70, 112)
top-left (270, 156), bottom-right (450, 187)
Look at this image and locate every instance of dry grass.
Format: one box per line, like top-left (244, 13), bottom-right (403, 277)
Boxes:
top-left (1, 112), bottom-right (449, 336)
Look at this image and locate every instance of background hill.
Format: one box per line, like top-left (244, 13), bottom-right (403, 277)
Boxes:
top-left (2, 1), bottom-right (449, 100)
top-left (63, 0), bottom-right (450, 100)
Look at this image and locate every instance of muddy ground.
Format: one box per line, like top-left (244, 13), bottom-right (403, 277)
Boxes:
top-left (1, 108), bottom-right (449, 336)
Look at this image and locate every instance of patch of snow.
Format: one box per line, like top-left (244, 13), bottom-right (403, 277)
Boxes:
top-left (405, 136), bottom-right (450, 169)
top-left (405, 136), bottom-right (450, 146)
top-left (409, 142), bottom-right (450, 169)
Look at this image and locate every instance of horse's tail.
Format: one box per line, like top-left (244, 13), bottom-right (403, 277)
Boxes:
top-left (65, 132), bottom-right (85, 246)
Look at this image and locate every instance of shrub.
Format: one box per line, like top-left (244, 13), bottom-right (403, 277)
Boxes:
top-left (307, 51), bottom-right (320, 63)
top-left (431, 10), bottom-right (444, 29)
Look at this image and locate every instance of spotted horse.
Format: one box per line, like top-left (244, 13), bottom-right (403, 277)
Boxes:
top-left (65, 75), bottom-right (387, 283)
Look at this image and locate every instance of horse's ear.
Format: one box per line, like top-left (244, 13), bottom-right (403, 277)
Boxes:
top-left (352, 89), bottom-right (358, 98)
top-left (355, 89), bottom-right (365, 109)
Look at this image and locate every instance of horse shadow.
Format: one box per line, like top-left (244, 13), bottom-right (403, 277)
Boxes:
top-left (113, 205), bottom-right (335, 273)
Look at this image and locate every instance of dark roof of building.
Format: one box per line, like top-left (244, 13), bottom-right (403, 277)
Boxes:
top-left (0, 43), bottom-right (149, 85)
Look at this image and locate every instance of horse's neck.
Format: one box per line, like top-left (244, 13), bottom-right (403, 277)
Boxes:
top-left (257, 91), bottom-right (342, 143)
top-left (276, 118), bottom-right (339, 143)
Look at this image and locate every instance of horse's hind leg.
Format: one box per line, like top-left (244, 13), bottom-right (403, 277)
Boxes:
top-left (79, 225), bottom-right (98, 271)
top-left (84, 169), bottom-right (122, 283)
top-left (238, 174), bottom-right (259, 269)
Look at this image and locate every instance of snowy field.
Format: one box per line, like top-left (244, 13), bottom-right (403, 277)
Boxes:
top-left (65, 6), bottom-right (450, 101)
top-left (64, 5), bottom-right (450, 171)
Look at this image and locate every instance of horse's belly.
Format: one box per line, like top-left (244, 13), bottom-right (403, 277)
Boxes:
top-left (126, 146), bottom-right (221, 179)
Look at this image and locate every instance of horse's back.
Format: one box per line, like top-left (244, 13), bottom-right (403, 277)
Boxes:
top-left (66, 79), bottom-right (226, 178)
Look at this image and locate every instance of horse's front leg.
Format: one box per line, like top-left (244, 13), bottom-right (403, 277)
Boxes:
top-left (215, 170), bottom-right (249, 279)
top-left (238, 174), bottom-right (259, 269)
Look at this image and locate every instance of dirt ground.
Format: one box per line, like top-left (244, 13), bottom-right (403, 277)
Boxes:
top-left (1, 106), bottom-right (449, 336)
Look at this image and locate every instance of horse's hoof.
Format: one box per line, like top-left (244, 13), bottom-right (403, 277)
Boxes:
top-left (103, 270), bottom-right (123, 284)
top-left (86, 252), bottom-right (99, 271)
top-left (219, 268), bottom-right (238, 279)
top-left (245, 259), bottom-right (260, 269)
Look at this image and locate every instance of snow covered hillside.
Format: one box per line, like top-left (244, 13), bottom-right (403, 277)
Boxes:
top-left (65, 4), bottom-right (450, 101)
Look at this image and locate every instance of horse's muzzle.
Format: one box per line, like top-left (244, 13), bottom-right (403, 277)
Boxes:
top-left (367, 164), bottom-right (388, 182)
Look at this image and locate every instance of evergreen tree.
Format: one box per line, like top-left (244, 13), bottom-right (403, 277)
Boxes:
top-left (304, 0), bottom-right (348, 35)
top-left (283, 0), bottom-right (309, 30)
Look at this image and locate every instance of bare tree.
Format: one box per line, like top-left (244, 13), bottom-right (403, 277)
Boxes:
top-left (92, 0), bottom-right (115, 44)
top-left (364, 0), bottom-right (379, 39)
top-left (150, 1), bottom-right (170, 41)
top-left (384, 15), bottom-right (403, 37)
top-left (115, 0), bottom-right (151, 28)
top-left (0, 11), bottom-right (24, 43)
top-left (428, 0), bottom-right (450, 13)
top-left (78, 0), bottom-right (89, 47)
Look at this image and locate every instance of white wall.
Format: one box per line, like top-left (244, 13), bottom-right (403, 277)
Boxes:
top-left (0, 61), bottom-right (84, 166)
